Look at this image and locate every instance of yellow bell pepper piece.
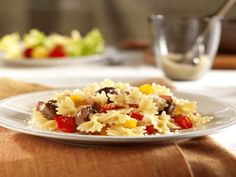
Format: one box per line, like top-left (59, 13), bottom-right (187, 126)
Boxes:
top-left (174, 106), bottom-right (182, 115)
top-left (123, 119), bottom-right (137, 128)
top-left (70, 95), bottom-right (83, 105)
top-left (31, 46), bottom-right (49, 59)
top-left (139, 84), bottom-right (154, 95)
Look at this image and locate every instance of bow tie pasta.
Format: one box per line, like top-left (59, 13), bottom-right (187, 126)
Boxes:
top-left (29, 79), bottom-right (212, 136)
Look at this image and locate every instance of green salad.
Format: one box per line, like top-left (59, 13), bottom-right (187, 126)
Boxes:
top-left (0, 29), bottom-right (105, 59)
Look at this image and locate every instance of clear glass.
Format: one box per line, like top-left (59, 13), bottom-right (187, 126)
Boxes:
top-left (149, 15), bottom-right (222, 80)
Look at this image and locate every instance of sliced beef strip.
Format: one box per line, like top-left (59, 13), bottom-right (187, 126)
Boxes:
top-left (76, 106), bottom-right (92, 125)
top-left (76, 102), bottom-right (101, 125)
top-left (158, 96), bottom-right (176, 115)
top-left (159, 95), bottom-right (172, 104)
top-left (36, 101), bottom-right (44, 111)
top-left (92, 102), bottom-right (101, 113)
top-left (36, 100), bottom-right (58, 120)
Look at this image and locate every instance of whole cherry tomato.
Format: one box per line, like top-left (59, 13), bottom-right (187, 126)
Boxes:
top-left (24, 48), bottom-right (33, 58)
top-left (49, 45), bottom-right (66, 58)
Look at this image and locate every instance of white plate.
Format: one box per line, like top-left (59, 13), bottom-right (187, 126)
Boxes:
top-left (0, 49), bottom-right (112, 67)
top-left (0, 90), bottom-right (235, 146)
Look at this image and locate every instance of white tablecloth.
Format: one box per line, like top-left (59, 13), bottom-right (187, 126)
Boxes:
top-left (0, 61), bottom-right (235, 152)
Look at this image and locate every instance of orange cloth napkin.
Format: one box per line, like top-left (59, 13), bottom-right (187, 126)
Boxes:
top-left (0, 78), bottom-right (235, 177)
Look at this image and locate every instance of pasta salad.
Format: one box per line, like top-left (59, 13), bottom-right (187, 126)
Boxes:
top-left (29, 79), bottom-right (212, 136)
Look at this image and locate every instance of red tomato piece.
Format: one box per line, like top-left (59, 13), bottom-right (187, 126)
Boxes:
top-left (49, 45), bottom-right (66, 58)
top-left (24, 48), bottom-right (33, 58)
top-left (54, 115), bottom-right (77, 133)
top-left (101, 103), bottom-right (121, 113)
top-left (146, 125), bottom-right (155, 135)
top-left (130, 111), bottom-right (143, 121)
top-left (173, 115), bottom-right (193, 129)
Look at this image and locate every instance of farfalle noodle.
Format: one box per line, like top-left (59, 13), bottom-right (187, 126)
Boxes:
top-left (30, 79), bottom-right (213, 136)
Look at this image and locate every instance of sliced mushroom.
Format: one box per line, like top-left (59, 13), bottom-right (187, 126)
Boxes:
top-left (96, 87), bottom-right (118, 95)
top-left (96, 87), bottom-right (118, 103)
top-left (158, 96), bottom-right (176, 115)
top-left (163, 103), bottom-right (176, 115)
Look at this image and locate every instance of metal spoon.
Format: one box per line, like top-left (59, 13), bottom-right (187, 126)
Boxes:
top-left (182, 0), bottom-right (236, 65)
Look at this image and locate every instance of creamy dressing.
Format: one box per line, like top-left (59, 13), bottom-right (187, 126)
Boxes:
top-left (160, 54), bottom-right (211, 80)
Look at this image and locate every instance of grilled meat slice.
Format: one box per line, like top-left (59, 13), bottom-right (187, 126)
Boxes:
top-left (76, 106), bottom-right (92, 125)
top-left (36, 100), bottom-right (58, 120)
top-left (76, 102), bottom-right (101, 125)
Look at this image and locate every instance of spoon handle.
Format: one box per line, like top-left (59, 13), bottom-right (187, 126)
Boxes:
top-left (215, 0), bottom-right (236, 19)
top-left (195, 0), bottom-right (236, 49)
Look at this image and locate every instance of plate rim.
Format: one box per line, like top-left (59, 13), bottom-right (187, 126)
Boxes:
top-left (0, 90), bottom-right (235, 143)
top-left (0, 48), bottom-right (112, 66)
